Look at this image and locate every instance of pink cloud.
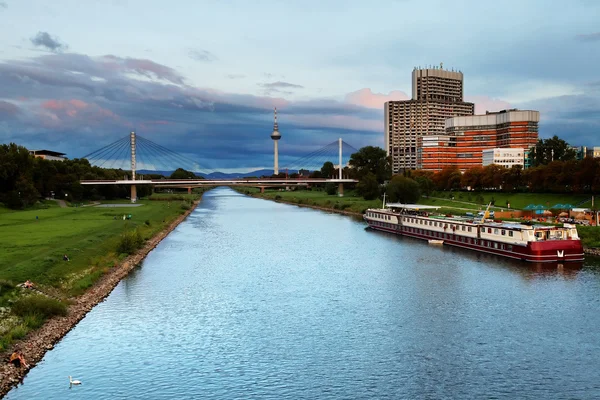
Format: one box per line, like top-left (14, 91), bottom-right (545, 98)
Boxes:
top-left (466, 95), bottom-right (512, 115)
top-left (38, 99), bottom-right (120, 128)
top-left (345, 88), bottom-right (410, 109)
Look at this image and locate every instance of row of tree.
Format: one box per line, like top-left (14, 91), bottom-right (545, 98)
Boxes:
top-left (0, 144), bottom-right (201, 209)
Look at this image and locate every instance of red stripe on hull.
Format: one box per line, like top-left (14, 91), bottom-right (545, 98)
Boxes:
top-left (366, 223), bottom-right (584, 263)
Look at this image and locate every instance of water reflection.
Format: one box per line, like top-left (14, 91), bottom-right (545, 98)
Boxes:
top-left (7, 188), bottom-right (600, 400)
top-left (366, 227), bottom-right (589, 281)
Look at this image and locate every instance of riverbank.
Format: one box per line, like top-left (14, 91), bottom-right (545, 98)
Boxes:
top-left (0, 198), bottom-right (202, 398)
top-left (239, 188), bottom-right (600, 256)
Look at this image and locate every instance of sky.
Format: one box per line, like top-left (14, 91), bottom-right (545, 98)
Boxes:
top-left (0, 0), bottom-right (598, 172)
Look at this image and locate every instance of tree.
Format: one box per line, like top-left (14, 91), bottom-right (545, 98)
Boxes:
top-left (386, 176), bottom-right (420, 203)
top-left (356, 172), bottom-right (380, 200)
top-left (461, 166), bottom-right (483, 190)
top-left (169, 168), bottom-right (198, 179)
top-left (529, 135), bottom-right (576, 167)
top-left (325, 183), bottom-right (337, 195)
top-left (348, 146), bottom-right (391, 183)
top-left (320, 161), bottom-right (335, 178)
top-left (433, 166), bottom-right (461, 191)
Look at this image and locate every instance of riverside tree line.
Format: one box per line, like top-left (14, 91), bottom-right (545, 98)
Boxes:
top-left (2, 135), bottom-right (599, 210)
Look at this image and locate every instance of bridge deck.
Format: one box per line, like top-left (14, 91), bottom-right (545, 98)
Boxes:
top-left (80, 178), bottom-right (357, 185)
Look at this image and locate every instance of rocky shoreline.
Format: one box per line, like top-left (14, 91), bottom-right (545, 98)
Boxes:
top-left (0, 199), bottom-right (200, 398)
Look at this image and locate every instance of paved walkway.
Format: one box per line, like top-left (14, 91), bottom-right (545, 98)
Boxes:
top-left (51, 199), bottom-right (67, 208)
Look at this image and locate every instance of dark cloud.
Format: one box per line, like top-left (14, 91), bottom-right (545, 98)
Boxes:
top-left (188, 49), bottom-right (217, 62)
top-left (30, 31), bottom-right (68, 52)
top-left (0, 100), bottom-right (19, 117)
top-left (519, 94), bottom-right (600, 146)
top-left (0, 52), bottom-right (382, 170)
top-left (575, 32), bottom-right (600, 42)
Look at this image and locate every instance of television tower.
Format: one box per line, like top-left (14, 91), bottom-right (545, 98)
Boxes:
top-left (271, 107), bottom-right (281, 175)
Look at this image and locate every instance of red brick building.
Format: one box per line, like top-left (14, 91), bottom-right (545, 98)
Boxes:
top-left (417, 109), bottom-right (539, 171)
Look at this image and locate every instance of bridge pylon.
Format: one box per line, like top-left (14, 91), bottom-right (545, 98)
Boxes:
top-left (130, 131), bottom-right (137, 203)
top-left (338, 137), bottom-right (344, 197)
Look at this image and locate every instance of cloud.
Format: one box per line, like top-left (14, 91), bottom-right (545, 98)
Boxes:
top-left (345, 88), bottom-right (409, 109)
top-left (466, 95), bottom-right (512, 115)
top-left (575, 32), bottom-right (600, 42)
top-left (226, 74), bottom-right (245, 79)
top-left (0, 100), bottom-right (20, 116)
top-left (188, 49), bottom-right (217, 62)
top-left (0, 52), bottom-right (385, 170)
top-left (259, 81), bottom-right (304, 95)
top-left (0, 1), bottom-right (7, 9)
top-left (30, 31), bottom-right (68, 52)
top-left (260, 81), bottom-right (304, 89)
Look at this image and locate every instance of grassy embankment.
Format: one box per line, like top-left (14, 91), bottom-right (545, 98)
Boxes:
top-left (240, 187), bottom-right (599, 248)
top-left (0, 190), bottom-right (206, 351)
top-left (242, 188), bottom-right (591, 214)
top-left (238, 187), bottom-right (381, 214)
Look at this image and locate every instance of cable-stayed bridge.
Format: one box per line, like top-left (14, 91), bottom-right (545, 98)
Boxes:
top-left (80, 132), bottom-right (358, 201)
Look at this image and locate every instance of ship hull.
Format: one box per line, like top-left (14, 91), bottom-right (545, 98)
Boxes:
top-left (366, 221), bottom-right (584, 263)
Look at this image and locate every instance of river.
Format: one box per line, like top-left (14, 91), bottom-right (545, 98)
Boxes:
top-left (6, 187), bottom-right (600, 399)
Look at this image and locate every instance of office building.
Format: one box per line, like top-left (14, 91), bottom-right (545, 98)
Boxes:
top-left (418, 109), bottom-right (539, 171)
top-left (384, 65), bottom-right (475, 173)
top-left (482, 148), bottom-right (525, 168)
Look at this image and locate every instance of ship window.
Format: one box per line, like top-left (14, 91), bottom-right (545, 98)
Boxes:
top-left (501, 244), bottom-right (505, 250)
top-left (494, 243), bottom-right (498, 249)
top-left (494, 229), bottom-right (499, 235)
top-left (509, 231), bottom-right (513, 237)
top-left (501, 230), bottom-right (505, 235)
top-left (461, 226), bottom-right (465, 231)
top-left (507, 245), bottom-right (512, 251)
top-left (488, 228), bottom-right (492, 233)
top-left (468, 227), bottom-right (472, 232)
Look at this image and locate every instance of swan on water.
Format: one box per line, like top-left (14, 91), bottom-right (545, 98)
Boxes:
top-left (69, 376), bottom-right (82, 385)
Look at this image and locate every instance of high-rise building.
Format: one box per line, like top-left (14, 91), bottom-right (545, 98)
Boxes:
top-left (418, 109), bottom-right (539, 171)
top-left (384, 66), bottom-right (475, 173)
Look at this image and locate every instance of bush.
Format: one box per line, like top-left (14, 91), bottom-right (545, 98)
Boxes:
top-left (325, 183), bottom-right (337, 195)
top-left (10, 325), bottom-right (28, 340)
top-left (275, 195), bottom-right (282, 200)
top-left (117, 229), bottom-right (144, 254)
top-left (12, 295), bottom-right (67, 318)
top-left (180, 200), bottom-right (192, 210)
top-left (0, 279), bottom-right (15, 293)
top-left (144, 219), bottom-right (151, 226)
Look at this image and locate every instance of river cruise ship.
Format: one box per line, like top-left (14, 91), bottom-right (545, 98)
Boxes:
top-left (364, 203), bottom-right (584, 263)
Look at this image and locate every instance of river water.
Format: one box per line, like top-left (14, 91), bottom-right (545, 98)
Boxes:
top-left (6, 187), bottom-right (600, 399)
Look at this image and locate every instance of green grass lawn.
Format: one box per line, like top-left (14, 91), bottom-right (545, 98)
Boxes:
top-left (0, 192), bottom-right (204, 350)
top-left (429, 191), bottom-right (592, 210)
top-left (0, 199), bottom-right (193, 287)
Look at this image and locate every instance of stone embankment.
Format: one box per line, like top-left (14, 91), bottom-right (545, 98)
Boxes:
top-left (0, 200), bottom-right (200, 398)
